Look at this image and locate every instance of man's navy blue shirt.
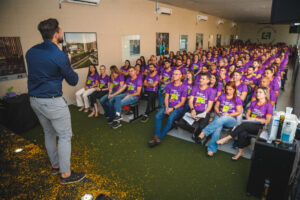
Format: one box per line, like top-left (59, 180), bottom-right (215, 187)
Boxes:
top-left (26, 40), bottom-right (78, 98)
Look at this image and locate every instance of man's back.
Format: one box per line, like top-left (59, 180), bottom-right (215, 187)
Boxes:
top-left (26, 40), bottom-right (78, 98)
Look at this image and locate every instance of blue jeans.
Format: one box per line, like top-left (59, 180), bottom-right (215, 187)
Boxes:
top-left (202, 115), bottom-right (237, 153)
top-left (114, 93), bottom-right (139, 114)
top-left (154, 106), bottom-right (184, 139)
top-left (99, 93), bottom-right (118, 118)
top-left (158, 84), bottom-right (167, 107)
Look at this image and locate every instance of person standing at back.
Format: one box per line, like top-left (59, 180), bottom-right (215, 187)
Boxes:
top-left (26, 18), bottom-right (86, 184)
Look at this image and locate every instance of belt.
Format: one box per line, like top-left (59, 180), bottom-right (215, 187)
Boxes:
top-left (30, 95), bottom-right (62, 99)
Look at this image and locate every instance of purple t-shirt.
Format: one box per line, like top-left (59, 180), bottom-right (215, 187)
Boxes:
top-left (174, 67), bottom-right (186, 75)
top-left (252, 89), bottom-right (277, 103)
top-left (191, 86), bottom-right (215, 112)
top-left (242, 75), bottom-right (257, 84)
top-left (269, 77), bottom-right (280, 91)
top-left (183, 80), bottom-right (194, 96)
top-left (160, 68), bottom-right (174, 83)
top-left (125, 76), bottom-right (143, 96)
top-left (109, 74), bottom-right (125, 92)
top-left (120, 66), bottom-right (129, 73)
top-left (217, 93), bottom-right (243, 119)
top-left (165, 82), bottom-right (188, 109)
top-left (191, 63), bottom-right (200, 72)
top-left (248, 100), bottom-right (273, 119)
top-left (145, 73), bottom-right (160, 92)
top-left (236, 82), bottom-right (248, 97)
top-left (86, 73), bottom-right (100, 87)
top-left (99, 74), bottom-right (110, 89)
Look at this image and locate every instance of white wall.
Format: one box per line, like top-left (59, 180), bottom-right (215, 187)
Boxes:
top-left (239, 23), bottom-right (298, 45)
top-left (0, 0), bottom-right (240, 104)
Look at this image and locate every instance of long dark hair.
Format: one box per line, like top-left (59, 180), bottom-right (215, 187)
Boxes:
top-left (225, 81), bottom-right (237, 101)
top-left (187, 69), bottom-right (195, 86)
top-left (87, 64), bottom-right (99, 78)
top-left (110, 65), bottom-right (121, 81)
top-left (140, 56), bottom-right (146, 66)
top-left (210, 74), bottom-right (218, 89)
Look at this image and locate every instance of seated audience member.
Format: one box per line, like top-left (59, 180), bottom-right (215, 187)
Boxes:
top-left (148, 69), bottom-right (187, 147)
top-left (252, 60), bottom-right (263, 79)
top-left (120, 60), bottom-right (131, 77)
top-left (174, 59), bottom-right (186, 80)
top-left (183, 73), bottom-right (215, 142)
top-left (134, 64), bottom-right (143, 80)
top-left (263, 68), bottom-right (280, 95)
top-left (251, 77), bottom-right (277, 106)
top-left (110, 66), bottom-right (143, 129)
top-left (191, 54), bottom-right (200, 73)
top-left (210, 74), bottom-right (220, 99)
top-left (183, 69), bottom-right (195, 112)
top-left (197, 81), bottom-right (243, 156)
top-left (227, 64), bottom-right (236, 78)
top-left (100, 65), bottom-right (124, 122)
top-left (76, 64), bottom-right (99, 112)
top-left (158, 60), bottom-right (173, 107)
top-left (217, 86), bottom-right (273, 160)
top-left (88, 65), bottom-right (110, 118)
top-left (242, 66), bottom-right (257, 89)
top-left (141, 64), bottom-right (160, 122)
top-left (232, 71), bottom-right (248, 102)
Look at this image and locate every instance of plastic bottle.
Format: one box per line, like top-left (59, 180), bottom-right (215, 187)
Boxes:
top-left (281, 122), bottom-right (292, 143)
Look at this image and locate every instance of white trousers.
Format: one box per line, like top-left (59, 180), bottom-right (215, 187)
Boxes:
top-left (75, 88), bottom-right (96, 108)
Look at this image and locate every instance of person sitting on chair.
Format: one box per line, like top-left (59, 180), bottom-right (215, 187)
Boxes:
top-left (76, 65), bottom-right (99, 112)
top-left (110, 66), bottom-right (143, 129)
top-left (217, 86), bottom-right (273, 160)
top-left (141, 63), bottom-right (160, 122)
top-left (148, 69), bottom-right (188, 147)
top-left (88, 65), bottom-right (110, 118)
top-left (197, 81), bottom-right (243, 157)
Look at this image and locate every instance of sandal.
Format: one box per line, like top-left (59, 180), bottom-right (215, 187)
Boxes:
top-left (88, 112), bottom-right (95, 118)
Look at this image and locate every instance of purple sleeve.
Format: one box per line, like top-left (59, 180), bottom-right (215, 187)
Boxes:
top-left (165, 84), bottom-right (171, 94)
top-left (236, 96), bottom-right (243, 106)
top-left (109, 77), bottom-right (112, 83)
top-left (119, 75), bottom-right (125, 82)
top-left (155, 75), bottom-right (160, 82)
top-left (269, 90), bottom-right (277, 102)
top-left (137, 78), bottom-right (143, 87)
top-left (209, 88), bottom-right (216, 101)
top-left (248, 101), bottom-right (255, 111)
top-left (242, 83), bottom-right (248, 92)
top-left (190, 86), bottom-right (197, 96)
top-left (217, 84), bottom-right (223, 92)
top-left (181, 85), bottom-right (188, 97)
top-left (217, 94), bottom-right (223, 102)
top-left (125, 78), bottom-right (130, 85)
top-left (266, 102), bottom-right (273, 116)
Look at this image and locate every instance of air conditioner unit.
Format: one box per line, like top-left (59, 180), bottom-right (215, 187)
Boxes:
top-left (196, 15), bottom-right (208, 21)
top-left (157, 6), bottom-right (172, 15)
top-left (61, 0), bottom-right (100, 6)
top-left (217, 19), bottom-right (224, 24)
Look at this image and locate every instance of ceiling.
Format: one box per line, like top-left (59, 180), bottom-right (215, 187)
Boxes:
top-left (150, 0), bottom-right (273, 23)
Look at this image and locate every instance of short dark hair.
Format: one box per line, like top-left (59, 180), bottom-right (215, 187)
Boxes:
top-left (38, 18), bottom-right (59, 40)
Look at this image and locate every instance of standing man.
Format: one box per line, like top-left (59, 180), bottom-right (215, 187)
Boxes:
top-left (26, 18), bottom-right (85, 184)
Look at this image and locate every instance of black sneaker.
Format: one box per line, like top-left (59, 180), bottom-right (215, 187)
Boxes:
top-left (113, 115), bottom-right (123, 122)
top-left (141, 115), bottom-right (149, 123)
top-left (125, 110), bottom-right (133, 115)
top-left (112, 121), bottom-right (122, 129)
top-left (60, 171), bottom-right (86, 185)
top-left (107, 118), bottom-right (114, 125)
top-left (51, 167), bottom-right (60, 175)
top-left (148, 137), bottom-right (161, 148)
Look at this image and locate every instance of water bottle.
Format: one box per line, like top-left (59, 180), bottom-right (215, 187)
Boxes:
top-left (281, 122), bottom-right (292, 143)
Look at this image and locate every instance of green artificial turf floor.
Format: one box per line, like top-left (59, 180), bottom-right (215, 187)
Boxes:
top-left (21, 105), bottom-right (258, 200)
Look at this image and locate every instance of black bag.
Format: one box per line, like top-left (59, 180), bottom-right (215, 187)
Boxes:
top-left (0, 94), bottom-right (39, 134)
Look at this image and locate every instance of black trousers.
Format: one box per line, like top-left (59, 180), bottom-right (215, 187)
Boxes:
top-left (230, 122), bottom-right (263, 148)
top-left (144, 91), bottom-right (157, 115)
top-left (178, 111), bottom-right (210, 135)
top-left (89, 90), bottom-right (108, 108)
